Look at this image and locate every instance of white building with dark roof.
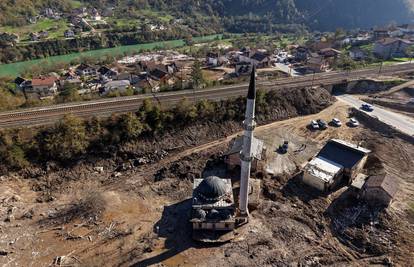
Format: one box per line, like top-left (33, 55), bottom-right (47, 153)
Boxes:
top-left (302, 139), bottom-right (371, 192)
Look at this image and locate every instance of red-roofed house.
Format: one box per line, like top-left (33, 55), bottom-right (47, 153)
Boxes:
top-left (27, 76), bottom-right (58, 98)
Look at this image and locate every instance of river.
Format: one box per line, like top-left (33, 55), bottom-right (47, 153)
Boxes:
top-left (0, 34), bottom-right (223, 78)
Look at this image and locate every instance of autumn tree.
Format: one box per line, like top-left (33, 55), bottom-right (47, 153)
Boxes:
top-left (38, 115), bottom-right (89, 161)
top-left (190, 60), bottom-right (205, 89)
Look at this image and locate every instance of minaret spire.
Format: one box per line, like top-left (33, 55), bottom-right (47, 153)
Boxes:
top-left (239, 66), bottom-right (257, 217)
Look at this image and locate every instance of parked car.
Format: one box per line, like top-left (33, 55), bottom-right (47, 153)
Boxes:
top-left (310, 120), bottom-right (319, 130)
top-left (278, 141), bottom-right (289, 154)
top-left (361, 103), bottom-right (374, 112)
top-left (332, 118), bottom-right (342, 127)
top-left (349, 118), bottom-right (360, 127)
top-left (317, 119), bottom-right (328, 130)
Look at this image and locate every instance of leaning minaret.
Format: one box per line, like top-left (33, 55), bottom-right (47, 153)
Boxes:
top-left (239, 66), bottom-right (257, 216)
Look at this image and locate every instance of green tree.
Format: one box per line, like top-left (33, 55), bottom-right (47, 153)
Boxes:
top-left (58, 83), bottom-right (81, 103)
top-left (140, 99), bottom-right (165, 133)
top-left (190, 60), bottom-right (205, 89)
top-left (40, 115), bottom-right (89, 161)
top-left (174, 98), bottom-right (197, 124)
top-left (118, 113), bottom-right (143, 140)
top-left (0, 131), bottom-right (28, 169)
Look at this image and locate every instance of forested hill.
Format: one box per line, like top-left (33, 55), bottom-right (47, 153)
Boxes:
top-left (1, 0), bottom-right (413, 31)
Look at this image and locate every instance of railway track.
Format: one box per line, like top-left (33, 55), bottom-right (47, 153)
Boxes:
top-left (0, 63), bottom-right (413, 128)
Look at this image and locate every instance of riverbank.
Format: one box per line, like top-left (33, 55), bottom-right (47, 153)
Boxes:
top-left (0, 34), bottom-right (224, 78)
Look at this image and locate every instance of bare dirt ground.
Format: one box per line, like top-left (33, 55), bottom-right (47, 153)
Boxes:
top-left (1, 102), bottom-right (413, 266)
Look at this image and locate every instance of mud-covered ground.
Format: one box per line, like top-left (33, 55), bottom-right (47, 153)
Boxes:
top-left (1, 101), bottom-right (413, 266)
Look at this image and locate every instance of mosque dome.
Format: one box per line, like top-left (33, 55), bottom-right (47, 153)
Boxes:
top-left (196, 176), bottom-right (228, 202)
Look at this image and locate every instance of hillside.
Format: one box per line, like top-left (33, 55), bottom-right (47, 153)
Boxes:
top-left (0, 0), bottom-right (413, 31)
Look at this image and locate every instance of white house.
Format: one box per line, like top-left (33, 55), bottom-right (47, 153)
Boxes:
top-left (26, 77), bottom-right (58, 98)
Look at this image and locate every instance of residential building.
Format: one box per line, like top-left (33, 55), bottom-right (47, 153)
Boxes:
top-left (302, 139), bottom-right (371, 192)
top-left (373, 38), bottom-right (411, 59)
top-left (306, 56), bottom-right (329, 73)
top-left (361, 174), bottom-right (398, 207)
top-left (98, 66), bottom-right (118, 79)
top-left (373, 27), bottom-right (390, 40)
top-left (235, 62), bottom-right (253, 75)
top-left (397, 24), bottom-right (414, 35)
top-left (349, 47), bottom-right (367, 61)
top-left (318, 48), bottom-right (342, 59)
top-left (294, 46), bottom-right (309, 62)
top-left (64, 29), bottom-right (75, 38)
top-left (206, 52), bottom-right (219, 66)
top-left (26, 77), bottom-right (58, 98)
top-left (249, 52), bottom-right (271, 68)
top-left (75, 63), bottom-right (97, 76)
top-left (101, 80), bottom-right (131, 96)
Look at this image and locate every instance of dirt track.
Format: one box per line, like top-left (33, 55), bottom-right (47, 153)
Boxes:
top-left (0, 102), bottom-right (413, 266)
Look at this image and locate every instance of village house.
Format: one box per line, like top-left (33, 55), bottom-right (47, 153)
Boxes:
top-left (206, 52), bottom-right (219, 66)
top-left (0, 32), bottom-right (19, 46)
top-left (397, 24), bottom-right (414, 35)
top-left (137, 77), bottom-right (160, 93)
top-left (59, 71), bottom-right (82, 88)
top-left (29, 33), bottom-right (39, 42)
top-left (25, 77), bottom-right (58, 99)
top-left (318, 48), bottom-right (342, 59)
top-left (38, 31), bottom-right (49, 39)
top-left (235, 62), bottom-right (253, 75)
top-left (294, 46), bottom-right (309, 62)
top-left (388, 26), bottom-right (404, 38)
top-left (72, 7), bottom-right (88, 18)
top-left (249, 52), bottom-right (271, 68)
top-left (98, 66), bottom-right (118, 80)
top-left (64, 29), bottom-right (75, 38)
top-left (75, 63), bottom-right (98, 76)
top-left (349, 47), bottom-right (367, 61)
top-left (373, 27), bottom-right (390, 40)
top-left (373, 38), bottom-right (411, 59)
top-left (361, 174), bottom-right (399, 207)
top-left (100, 80), bottom-right (131, 96)
top-left (306, 55), bottom-right (329, 73)
top-left (115, 73), bottom-right (140, 85)
top-left (149, 68), bottom-right (171, 85)
top-left (309, 40), bottom-right (334, 52)
top-left (89, 8), bottom-right (102, 21)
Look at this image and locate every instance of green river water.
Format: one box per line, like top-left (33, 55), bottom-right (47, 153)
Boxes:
top-left (0, 34), bottom-right (222, 78)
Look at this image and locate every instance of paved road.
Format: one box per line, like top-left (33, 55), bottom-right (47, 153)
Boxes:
top-left (1, 63), bottom-right (414, 128)
top-left (337, 94), bottom-right (414, 136)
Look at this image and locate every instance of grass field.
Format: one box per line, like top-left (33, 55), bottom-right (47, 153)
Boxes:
top-left (0, 19), bottom-right (69, 41)
top-left (0, 34), bottom-right (223, 78)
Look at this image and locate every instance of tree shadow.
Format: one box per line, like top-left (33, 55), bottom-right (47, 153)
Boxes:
top-left (281, 173), bottom-right (349, 203)
top-left (281, 174), bottom-right (329, 203)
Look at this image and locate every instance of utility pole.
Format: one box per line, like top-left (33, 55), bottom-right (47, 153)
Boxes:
top-left (378, 61), bottom-right (384, 74)
top-left (311, 70), bottom-right (316, 87)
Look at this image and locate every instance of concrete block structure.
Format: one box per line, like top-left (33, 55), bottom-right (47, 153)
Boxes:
top-left (302, 139), bottom-right (371, 192)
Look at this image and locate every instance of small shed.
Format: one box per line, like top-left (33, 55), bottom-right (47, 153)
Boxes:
top-left (361, 174), bottom-right (398, 207)
top-left (302, 156), bottom-right (343, 191)
top-left (224, 136), bottom-right (265, 172)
